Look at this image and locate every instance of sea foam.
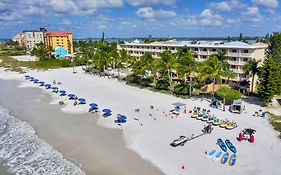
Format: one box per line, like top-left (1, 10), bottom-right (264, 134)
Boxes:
top-left (0, 106), bottom-right (85, 175)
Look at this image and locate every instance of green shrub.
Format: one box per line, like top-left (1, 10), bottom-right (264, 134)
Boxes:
top-left (125, 74), bottom-right (140, 84)
top-left (156, 77), bottom-right (169, 90)
top-left (173, 84), bottom-right (190, 96)
top-left (139, 77), bottom-right (153, 87)
top-left (215, 87), bottom-right (241, 104)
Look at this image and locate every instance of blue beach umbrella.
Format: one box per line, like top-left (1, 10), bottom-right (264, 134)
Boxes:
top-left (25, 75), bottom-right (30, 79)
top-left (102, 109), bottom-right (112, 113)
top-left (68, 94), bottom-right (75, 97)
top-left (45, 84), bottom-right (51, 89)
top-left (59, 90), bottom-right (66, 94)
top-left (51, 87), bottom-right (58, 90)
top-left (89, 103), bottom-right (98, 108)
top-left (29, 77), bottom-right (34, 81)
top-left (33, 79), bottom-right (39, 83)
top-left (38, 81), bottom-right (45, 86)
top-left (78, 98), bottom-right (86, 102)
top-left (78, 98), bottom-right (86, 104)
top-left (118, 114), bottom-right (127, 120)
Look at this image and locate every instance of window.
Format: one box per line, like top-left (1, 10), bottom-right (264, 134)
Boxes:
top-left (194, 55), bottom-right (198, 58)
top-left (202, 48), bottom-right (207, 52)
top-left (232, 49), bottom-right (237, 53)
top-left (171, 47), bottom-right (175, 50)
top-left (153, 47), bottom-right (156, 49)
top-left (243, 50), bottom-right (249, 53)
top-left (211, 48), bottom-right (216, 52)
top-left (202, 55), bottom-right (207, 59)
top-left (242, 58), bottom-right (248, 62)
top-left (231, 65), bottom-right (236, 69)
top-left (194, 48), bottom-right (198, 51)
top-left (232, 57), bottom-right (237, 61)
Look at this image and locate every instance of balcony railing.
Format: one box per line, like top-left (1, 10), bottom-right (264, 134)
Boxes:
top-left (232, 69), bottom-right (244, 74)
top-left (227, 52), bottom-right (240, 57)
top-left (240, 52), bottom-right (253, 57)
top-left (228, 61), bottom-right (239, 65)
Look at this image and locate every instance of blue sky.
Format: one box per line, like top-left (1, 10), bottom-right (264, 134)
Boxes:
top-left (0, 0), bottom-right (281, 38)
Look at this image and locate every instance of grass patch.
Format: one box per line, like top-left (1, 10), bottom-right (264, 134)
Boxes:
top-left (269, 114), bottom-right (281, 139)
top-left (0, 55), bottom-right (71, 73)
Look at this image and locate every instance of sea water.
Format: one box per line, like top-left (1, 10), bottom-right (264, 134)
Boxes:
top-left (0, 106), bottom-right (85, 175)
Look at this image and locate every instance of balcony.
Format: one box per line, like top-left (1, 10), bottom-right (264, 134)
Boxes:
top-left (227, 52), bottom-right (239, 57)
top-left (232, 69), bottom-right (244, 74)
top-left (228, 61), bottom-right (239, 65)
top-left (200, 51), bottom-right (209, 55)
top-left (240, 52), bottom-right (253, 57)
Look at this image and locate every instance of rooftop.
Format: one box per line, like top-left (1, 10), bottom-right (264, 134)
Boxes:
top-left (46, 31), bottom-right (72, 37)
top-left (122, 40), bottom-right (268, 49)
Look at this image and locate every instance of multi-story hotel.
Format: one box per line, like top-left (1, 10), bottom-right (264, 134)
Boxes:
top-left (44, 31), bottom-right (73, 54)
top-left (23, 28), bottom-right (46, 49)
top-left (12, 32), bottom-right (24, 47)
top-left (118, 40), bottom-right (268, 89)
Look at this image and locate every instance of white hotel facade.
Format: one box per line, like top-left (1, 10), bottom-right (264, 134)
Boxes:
top-left (118, 40), bottom-right (268, 88)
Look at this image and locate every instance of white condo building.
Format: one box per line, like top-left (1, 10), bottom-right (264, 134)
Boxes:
top-left (118, 40), bottom-right (268, 88)
top-left (23, 28), bottom-right (47, 50)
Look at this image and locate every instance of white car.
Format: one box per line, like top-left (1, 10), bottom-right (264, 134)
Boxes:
top-left (170, 136), bottom-right (187, 147)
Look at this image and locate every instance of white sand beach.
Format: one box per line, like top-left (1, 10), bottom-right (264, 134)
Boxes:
top-left (0, 67), bottom-right (281, 175)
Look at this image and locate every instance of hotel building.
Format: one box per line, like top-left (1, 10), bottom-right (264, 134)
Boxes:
top-left (23, 28), bottom-right (46, 49)
top-left (118, 40), bottom-right (268, 89)
top-left (12, 32), bottom-right (24, 47)
top-left (44, 31), bottom-right (73, 54)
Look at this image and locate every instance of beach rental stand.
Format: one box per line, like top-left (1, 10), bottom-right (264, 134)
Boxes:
top-left (171, 102), bottom-right (186, 114)
top-left (229, 100), bottom-right (243, 114)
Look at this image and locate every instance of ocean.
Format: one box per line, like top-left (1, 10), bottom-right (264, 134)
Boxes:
top-left (0, 106), bottom-right (85, 175)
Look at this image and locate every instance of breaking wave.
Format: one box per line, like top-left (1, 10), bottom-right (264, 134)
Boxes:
top-left (0, 106), bottom-right (85, 175)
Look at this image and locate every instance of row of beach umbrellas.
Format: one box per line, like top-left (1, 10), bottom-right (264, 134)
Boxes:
top-left (25, 75), bottom-right (114, 117)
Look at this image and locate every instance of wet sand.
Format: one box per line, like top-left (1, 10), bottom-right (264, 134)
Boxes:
top-left (0, 80), bottom-right (164, 175)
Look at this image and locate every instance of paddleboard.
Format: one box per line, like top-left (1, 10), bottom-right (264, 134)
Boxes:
top-left (213, 151), bottom-right (223, 161)
top-left (221, 152), bottom-right (229, 164)
top-left (217, 138), bottom-right (227, 152)
top-left (229, 154), bottom-right (237, 166)
top-left (225, 139), bottom-right (237, 153)
top-left (206, 149), bottom-right (217, 159)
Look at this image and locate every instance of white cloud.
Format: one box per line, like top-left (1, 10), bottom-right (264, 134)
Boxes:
top-left (209, 0), bottom-right (245, 11)
top-left (242, 6), bottom-right (263, 22)
top-left (136, 7), bottom-right (176, 19)
top-left (252, 0), bottom-right (279, 8)
top-left (199, 9), bottom-right (224, 26)
top-left (127, 0), bottom-right (175, 7)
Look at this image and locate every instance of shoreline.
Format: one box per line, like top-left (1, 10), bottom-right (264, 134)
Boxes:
top-left (0, 79), bottom-right (164, 175)
top-left (0, 67), bottom-right (281, 175)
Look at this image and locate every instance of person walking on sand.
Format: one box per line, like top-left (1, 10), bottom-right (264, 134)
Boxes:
top-left (53, 80), bottom-right (56, 85)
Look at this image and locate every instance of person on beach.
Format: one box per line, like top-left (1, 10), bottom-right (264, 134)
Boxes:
top-left (53, 80), bottom-right (56, 84)
top-left (74, 100), bottom-right (78, 106)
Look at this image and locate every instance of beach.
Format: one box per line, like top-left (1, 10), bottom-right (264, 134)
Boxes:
top-left (0, 79), bottom-right (164, 175)
top-left (0, 67), bottom-right (281, 175)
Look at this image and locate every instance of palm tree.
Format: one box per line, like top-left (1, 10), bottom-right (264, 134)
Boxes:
top-left (199, 55), bottom-right (229, 96)
top-left (156, 51), bottom-right (178, 92)
top-left (176, 49), bottom-right (195, 96)
top-left (243, 58), bottom-right (260, 92)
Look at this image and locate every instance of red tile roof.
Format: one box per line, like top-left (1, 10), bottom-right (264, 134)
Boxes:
top-left (46, 31), bottom-right (72, 37)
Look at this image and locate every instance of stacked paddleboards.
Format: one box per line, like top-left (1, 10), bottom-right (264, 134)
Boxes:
top-left (206, 138), bottom-right (237, 166)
